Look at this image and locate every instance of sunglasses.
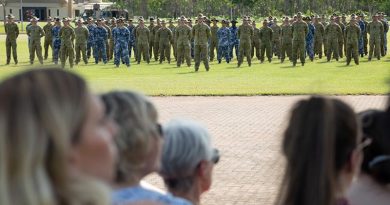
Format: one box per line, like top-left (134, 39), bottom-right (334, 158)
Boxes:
top-left (211, 148), bottom-right (220, 164)
top-left (157, 123), bottom-right (163, 138)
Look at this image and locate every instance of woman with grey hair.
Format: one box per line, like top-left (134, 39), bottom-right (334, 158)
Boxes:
top-left (101, 91), bottom-right (191, 205)
top-left (160, 119), bottom-right (220, 205)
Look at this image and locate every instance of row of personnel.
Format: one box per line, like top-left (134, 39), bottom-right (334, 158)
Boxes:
top-left (1, 68), bottom-right (390, 205)
top-left (3, 12), bottom-right (389, 69)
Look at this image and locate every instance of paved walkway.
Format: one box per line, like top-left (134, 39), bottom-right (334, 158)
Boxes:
top-left (145, 96), bottom-right (387, 205)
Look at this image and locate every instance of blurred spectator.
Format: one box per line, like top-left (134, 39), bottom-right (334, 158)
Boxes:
top-left (348, 109), bottom-right (390, 205)
top-left (0, 69), bottom-right (117, 205)
top-left (101, 91), bottom-right (191, 205)
top-left (160, 119), bottom-right (220, 205)
top-left (276, 96), bottom-right (368, 205)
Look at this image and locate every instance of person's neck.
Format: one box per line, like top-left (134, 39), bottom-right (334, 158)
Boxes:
top-left (113, 173), bottom-right (143, 189)
top-left (171, 186), bottom-right (201, 205)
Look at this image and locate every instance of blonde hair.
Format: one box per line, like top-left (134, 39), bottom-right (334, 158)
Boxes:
top-left (0, 69), bottom-right (110, 205)
top-left (101, 91), bottom-right (158, 183)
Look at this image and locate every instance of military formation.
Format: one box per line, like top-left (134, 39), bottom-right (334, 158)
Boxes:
top-left (3, 11), bottom-right (389, 70)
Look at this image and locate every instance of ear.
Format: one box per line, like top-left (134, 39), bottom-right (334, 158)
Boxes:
top-left (347, 149), bottom-right (362, 175)
top-left (196, 160), bottom-right (209, 178)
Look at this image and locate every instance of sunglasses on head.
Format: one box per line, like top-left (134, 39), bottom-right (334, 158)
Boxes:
top-left (211, 148), bottom-right (220, 164)
top-left (157, 123), bottom-right (163, 138)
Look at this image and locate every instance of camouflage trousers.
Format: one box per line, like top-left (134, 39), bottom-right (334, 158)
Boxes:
top-left (280, 40), bottom-right (292, 61)
top-left (292, 40), bottom-right (306, 64)
top-left (177, 42), bottom-right (191, 67)
top-left (6, 39), bottom-right (17, 64)
top-left (44, 38), bottom-right (52, 60)
top-left (218, 45), bottom-right (230, 62)
top-left (29, 39), bottom-right (43, 64)
top-left (306, 39), bottom-right (314, 59)
top-left (114, 41), bottom-right (129, 66)
top-left (251, 40), bottom-right (260, 60)
top-left (60, 42), bottom-right (75, 68)
top-left (159, 41), bottom-right (171, 63)
top-left (52, 39), bottom-right (61, 64)
top-left (209, 40), bottom-right (218, 61)
top-left (230, 41), bottom-right (239, 59)
top-left (359, 36), bottom-right (364, 55)
top-left (194, 44), bottom-right (209, 71)
top-left (327, 38), bottom-right (339, 61)
top-left (75, 42), bottom-right (88, 64)
top-left (87, 40), bottom-right (93, 59)
top-left (314, 38), bottom-right (323, 58)
top-left (272, 39), bottom-right (281, 57)
top-left (238, 40), bottom-right (252, 66)
top-left (260, 41), bottom-right (272, 62)
top-left (137, 42), bottom-right (150, 63)
top-left (346, 41), bottom-right (359, 64)
top-left (369, 37), bottom-right (381, 59)
top-left (94, 40), bottom-right (107, 64)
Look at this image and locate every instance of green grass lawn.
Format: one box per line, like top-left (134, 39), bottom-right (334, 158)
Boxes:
top-left (0, 36), bottom-right (389, 96)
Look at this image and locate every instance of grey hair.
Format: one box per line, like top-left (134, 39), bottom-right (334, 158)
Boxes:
top-left (160, 119), bottom-right (213, 192)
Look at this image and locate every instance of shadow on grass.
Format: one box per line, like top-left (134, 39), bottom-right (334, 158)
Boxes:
top-left (280, 65), bottom-right (296, 69)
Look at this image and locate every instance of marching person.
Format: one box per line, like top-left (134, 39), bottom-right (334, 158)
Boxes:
top-left (43, 17), bottom-right (53, 60)
top-left (237, 17), bottom-right (254, 67)
top-left (345, 14), bottom-right (361, 65)
top-left (26, 16), bottom-right (45, 65)
top-left (93, 19), bottom-right (108, 64)
top-left (59, 17), bottom-right (75, 68)
top-left (112, 18), bottom-right (130, 67)
top-left (176, 17), bottom-right (192, 67)
top-left (127, 19), bottom-right (137, 60)
top-left (5, 14), bottom-right (19, 65)
top-left (74, 18), bottom-right (89, 65)
top-left (270, 18), bottom-right (281, 59)
top-left (156, 20), bottom-right (173, 64)
top-left (168, 19), bottom-right (177, 61)
top-left (305, 16), bottom-right (315, 62)
top-left (192, 14), bottom-right (211, 72)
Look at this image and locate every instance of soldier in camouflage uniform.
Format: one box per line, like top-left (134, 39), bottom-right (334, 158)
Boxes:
top-left (360, 14), bottom-right (369, 55)
top-left (378, 12), bottom-right (389, 56)
top-left (43, 17), bottom-right (53, 60)
top-left (127, 19), bottom-right (137, 60)
top-left (192, 14), bottom-right (211, 71)
top-left (5, 14), bottom-right (19, 65)
top-left (176, 17), bottom-right (192, 67)
top-left (217, 19), bottom-right (231, 63)
top-left (113, 18), bottom-right (130, 67)
top-left (156, 20), bottom-right (173, 64)
top-left (52, 18), bottom-right (62, 65)
top-left (109, 18), bottom-right (117, 60)
top-left (259, 19), bottom-right (273, 63)
top-left (270, 18), bottom-right (281, 59)
top-left (188, 19), bottom-right (195, 58)
top-left (281, 17), bottom-right (292, 63)
top-left (168, 19), bottom-right (177, 61)
top-left (74, 18), bottom-right (89, 65)
top-left (209, 18), bottom-right (219, 62)
top-left (148, 18), bottom-right (155, 60)
top-left (59, 18), bottom-right (75, 68)
top-left (153, 19), bottom-right (162, 61)
top-left (102, 19), bottom-right (111, 61)
top-left (136, 18), bottom-right (150, 64)
top-left (237, 18), bottom-right (254, 67)
top-left (93, 19), bottom-right (108, 64)
top-left (291, 12), bottom-right (308, 66)
top-left (304, 17), bottom-right (315, 61)
top-left (313, 16), bottom-right (325, 59)
top-left (325, 17), bottom-right (342, 62)
top-left (87, 17), bottom-right (96, 59)
top-left (357, 14), bottom-right (366, 57)
top-left (367, 14), bottom-right (384, 61)
top-left (321, 15), bottom-right (329, 55)
top-left (229, 20), bottom-right (239, 60)
top-left (251, 20), bottom-right (260, 60)
top-left (335, 16), bottom-right (345, 58)
top-left (345, 15), bottom-right (361, 65)
top-left (26, 17), bottom-right (45, 65)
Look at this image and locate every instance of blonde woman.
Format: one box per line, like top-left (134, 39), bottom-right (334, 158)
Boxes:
top-left (101, 91), bottom-right (191, 205)
top-left (0, 69), bottom-right (117, 205)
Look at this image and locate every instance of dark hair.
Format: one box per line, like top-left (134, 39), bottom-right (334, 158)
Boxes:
top-left (359, 109), bottom-right (390, 185)
top-left (277, 96), bottom-right (359, 205)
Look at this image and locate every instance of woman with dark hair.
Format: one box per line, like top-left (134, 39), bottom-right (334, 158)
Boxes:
top-left (276, 96), bottom-right (370, 205)
top-left (347, 109), bottom-right (390, 205)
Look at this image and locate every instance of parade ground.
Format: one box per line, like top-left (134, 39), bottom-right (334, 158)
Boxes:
top-left (0, 35), bottom-right (389, 96)
top-left (144, 96), bottom-right (388, 205)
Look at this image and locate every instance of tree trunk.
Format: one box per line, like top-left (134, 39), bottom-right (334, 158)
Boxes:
top-left (140, 0), bottom-right (148, 18)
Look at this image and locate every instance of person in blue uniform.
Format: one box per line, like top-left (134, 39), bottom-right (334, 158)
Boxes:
top-left (217, 19), bottom-right (231, 63)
